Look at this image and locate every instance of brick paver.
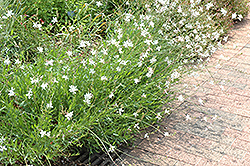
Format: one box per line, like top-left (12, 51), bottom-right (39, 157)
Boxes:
top-left (114, 10), bottom-right (250, 166)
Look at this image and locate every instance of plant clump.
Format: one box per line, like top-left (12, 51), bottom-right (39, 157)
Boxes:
top-left (0, 0), bottom-right (249, 165)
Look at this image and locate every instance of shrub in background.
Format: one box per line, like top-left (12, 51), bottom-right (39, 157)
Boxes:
top-left (0, 0), bottom-right (56, 62)
top-left (201, 0), bottom-right (249, 33)
top-left (18, 0), bottom-right (120, 34)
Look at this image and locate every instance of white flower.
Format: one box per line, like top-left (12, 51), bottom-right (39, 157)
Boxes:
top-left (84, 93), bottom-right (93, 100)
top-left (53, 78), bottom-right (58, 83)
top-left (146, 73), bottom-right (152, 78)
top-left (202, 117), bottom-right (207, 122)
top-left (30, 77), bottom-right (39, 84)
top-left (144, 39), bottom-right (152, 45)
top-left (84, 92), bottom-right (93, 104)
top-left (65, 111), bottom-right (73, 120)
top-left (6, 10), bottom-right (14, 17)
top-left (232, 13), bottom-right (237, 19)
top-left (134, 78), bottom-right (140, 84)
top-left (8, 87), bottom-right (15, 96)
top-left (101, 76), bottom-right (108, 81)
top-left (62, 75), bottom-right (69, 80)
top-left (158, 0), bottom-right (168, 5)
top-left (221, 8), bottom-right (227, 16)
top-left (26, 88), bottom-right (33, 99)
top-left (141, 93), bottom-right (146, 98)
top-left (102, 48), bottom-right (108, 55)
top-left (45, 59), bottom-right (54, 66)
top-left (205, 3), bottom-right (213, 10)
top-left (96, 1), bottom-right (103, 7)
top-left (134, 123), bottom-right (140, 129)
top-left (41, 83), bottom-right (48, 90)
top-left (156, 112), bottom-right (162, 120)
top-left (123, 40), bottom-right (133, 48)
top-left (192, 11), bottom-right (200, 17)
top-left (40, 130), bottom-right (46, 137)
top-left (46, 101), bottom-right (53, 109)
top-left (15, 59), bottom-right (21, 64)
top-left (171, 70), bottom-right (180, 80)
top-left (133, 112), bottom-right (138, 117)
top-left (141, 29), bottom-right (149, 37)
top-left (37, 47), bottom-right (43, 53)
top-left (89, 59), bottom-right (96, 66)
top-left (4, 58), bottom-right (11, 65)
top-left (109, 92), bottom-right (114, 98)
top-left (186, 114), bottom-right (191, 121)
top-left (124, 13), bottom-right (134, 22)
top-left (177, 6), bottom-right (182, 13)
top-left (223, 36), bottom-right (228, 42)
top-left (69, 85), bottom-right (78, 94)
top-left (116, 67), bottom-right (121, 72)
top-left (20, 65), bottom-right (25, 70)
top-left (144, 133), bottom-right (149, 138)
top-left (137, 61), bottom-right (142, 67)
top-left (118, 108), bottom-right (124, 115)
top-left (120, 60), bottom-right (128, 65)
top-left (79, 40), bottom-right (90, 48)
top-left (118, 47), bottom-right (123, 54)
top-left (99, 58), bottom-right (105, 64)
top-left (165, 109), bottom-right (170, 114)
top-left (238, 14), bottom-right (243, 21)
top-left (149, 21), bottom-right (154, 27)
top-left (164, 132), bottom-right (170, 137)
top-left (108, 145), bottom-right (115, 152)
top-left (0, 145), bottom-right (7, 152)
top-left (51, 17), bottom-right (58, 24)
top-left (177, 95), bottom-right (184, 102)
top-left (80, 59), bottom-right (87, 66)
top-left (153, 40), bottom-right (158, 45)
top-left (33, 22), bottom-right (42, 30)
top-left (66, 51), bottom-right (72, 56)
top-left (150, 57), bottom-right (157, 63)
top-left (198, 98), bottom-right (203, 105)
top-left (146, 67), bottom-right (154, 77)
top-left (89, 69), bottom-right (95, 74)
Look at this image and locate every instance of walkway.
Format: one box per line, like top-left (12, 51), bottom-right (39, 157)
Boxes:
top-left (116, 10), bottom-right (250, 166)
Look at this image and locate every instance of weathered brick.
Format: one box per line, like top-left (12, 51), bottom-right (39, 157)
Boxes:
top-left (196, 158), bottom-right (217, 166)
top-left (243, 125), bottom-right (250, 133)
top-left (210, 142), bottom-right (229, 154)
top-left (219, 154), bottom-right (244, 166)
top-left (213, 118), bottom-right (245, 131)
top-left (223, 128), bottom-right (243, 138)
top-left (232, 138), bottom-right (250, 151)
top-left (224, 146), bottom-right (247, 159)
top-left (174, 161), bottom-right (193, 166)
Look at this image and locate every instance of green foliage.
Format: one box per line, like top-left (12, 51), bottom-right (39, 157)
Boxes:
top-left (0, 0), bottom-right (249, 165)
top-left (0, 18), bottom-right (180, 164)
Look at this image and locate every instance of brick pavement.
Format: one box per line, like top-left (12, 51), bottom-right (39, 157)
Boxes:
top-left (114, 9), bottom-right (250, 166)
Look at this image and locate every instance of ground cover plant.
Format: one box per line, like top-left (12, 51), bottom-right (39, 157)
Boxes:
top-left (0, 0), bottom-right (249, 165)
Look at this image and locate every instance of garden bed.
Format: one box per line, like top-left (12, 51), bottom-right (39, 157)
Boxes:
top-left (0, 0), bottom-right (249, 165)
